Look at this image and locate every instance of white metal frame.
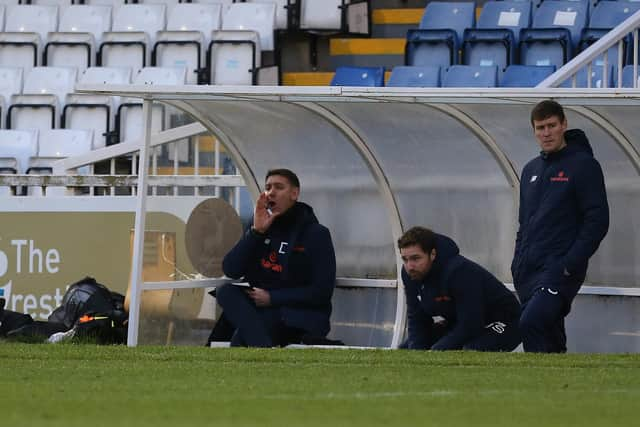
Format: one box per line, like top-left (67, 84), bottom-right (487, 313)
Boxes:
top-left (71, 84), bottom-right (640, 348)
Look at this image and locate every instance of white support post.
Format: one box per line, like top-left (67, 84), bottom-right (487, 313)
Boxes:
top-left (127, 98), bottom-right (153, 347)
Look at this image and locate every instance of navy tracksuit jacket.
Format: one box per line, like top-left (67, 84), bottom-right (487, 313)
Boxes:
top-left (222, 202), bottom-right (336, 337)
top-left (403, 234), bottom-right (521, 350)
top-left (512, 129), bottom-right (609, 307)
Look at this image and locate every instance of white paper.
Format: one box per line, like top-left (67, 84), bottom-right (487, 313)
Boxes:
top-left (536, 59), bottom-right (551, 66)
top-left (480, 59), bottom-right (495, 66)
top-left (553, 11), bottom-right (577, 27)
top-left (498, 11), bottom-right (521, 27)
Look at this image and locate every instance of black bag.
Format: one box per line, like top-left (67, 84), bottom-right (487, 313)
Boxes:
top-left (0, 298), bottom-right (35, 337)
top-left (71, 312), bottom-right (127, 344)
top-left (49, 277), bottom-right (126, 329)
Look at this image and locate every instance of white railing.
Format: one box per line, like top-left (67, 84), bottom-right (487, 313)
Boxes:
top-left (538, 9), bottom-right (640, 88)
top-left (0, 121), bottom-right (247, 210)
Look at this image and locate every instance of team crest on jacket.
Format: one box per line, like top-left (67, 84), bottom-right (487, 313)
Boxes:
top-left (550, 171), bottom-right (569, 182)
top-left (261, 251), bottom-right (283, 273)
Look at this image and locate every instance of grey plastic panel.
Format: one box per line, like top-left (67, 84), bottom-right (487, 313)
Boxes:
top-left (319, 102), bottom-right (516, 281)
top-left (186, 100), bottom-right (397, 280)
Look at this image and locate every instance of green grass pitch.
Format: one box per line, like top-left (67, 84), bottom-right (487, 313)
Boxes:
top-left (0, 343), bottom-right (638, 427)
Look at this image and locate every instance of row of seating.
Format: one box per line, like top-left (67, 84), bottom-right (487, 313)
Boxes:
top-left (407, 1), bottom-right (640, 72)
top-left (0, 128), bottom-right (93, 196)
top-left (0, 66), bottom-right (187, 150)
top-left (0, 3), bottom-right (279, 84)
top-left (331, 64), bottom-right (640, 88)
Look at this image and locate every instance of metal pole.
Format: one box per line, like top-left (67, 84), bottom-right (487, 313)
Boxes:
top-left (127, 98), bottom-right (153, 347)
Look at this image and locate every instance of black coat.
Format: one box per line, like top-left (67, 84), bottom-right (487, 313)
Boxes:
top-left (403, 234), bottom-right (520, 350)
top-left (222, 202), bottom-right (336, 337)
top-left (511, 129), bottom-right (609, 304)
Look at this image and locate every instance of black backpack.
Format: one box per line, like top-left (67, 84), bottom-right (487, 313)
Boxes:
top-left (48, 277), bottom-right (126, 329)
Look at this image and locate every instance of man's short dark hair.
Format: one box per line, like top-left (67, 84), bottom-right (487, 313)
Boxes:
top-left (398, 226), bottom-right (437, 254)
top-left (265, 168), bottom-right (300, 188)
top-left (530, 100), bottom-right (565, 128)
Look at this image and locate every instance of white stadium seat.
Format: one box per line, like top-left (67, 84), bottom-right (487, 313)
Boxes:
top-left (0, 67), bottom-right (23, 128)
top-left (153, 3), bottom-right (221, 84)
top-left (45, 5), bottom-right (112, 71)
top-left (0, 5), bottom-right (58, 70)
top-left (0, 129), bottom-right (38, 196)
top-left (28, 129), bottom-right (94, 196)
top-left (0, 129), bottom-right (38, 174)
top-left (118, 67), bottom-right (186, 144)
top-left (222, 2), bottom-right (276, 51)
top-left (209, 30), bottom-right (261, 85)
top-left (8, 67), bottom-right (77, 131)
top-left (99, 4), bottom-right (166, 73)
top-left (300, 0), bottom-right (342, 31)
top-left (247, 0), bottom-right (288, 30)
top-left (64, 66), bottom-right (132, 149)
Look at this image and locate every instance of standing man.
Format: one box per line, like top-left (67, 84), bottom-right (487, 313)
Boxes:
top-left (399, 226), bottom-right (521, 351)
top-left (217, 168), bottom-right (336, 347)
top-left (512, 100), bottom-right (609, 353)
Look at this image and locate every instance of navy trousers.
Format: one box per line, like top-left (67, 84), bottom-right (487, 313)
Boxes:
top-left (462, 318), bottom-right (521, 352)
top-left (519, 287), bottom-right (568, 353)
top-left (215, 284), bottom-right (303, 347)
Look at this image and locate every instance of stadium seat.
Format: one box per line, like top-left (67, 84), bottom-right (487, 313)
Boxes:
top-left (0, 67), bottom-right (23, 128)
top-left (0, 129), bottom-right (38, 196)
top-left (463, 1), bottom-right (532, 70)
top-left (248, 0), bottom-right (288, 30)
top-left (500, 64), bottom-right (556, 87)
top-left (153, 3), bottom-right (221, 84)
top-left (579, 2), bottom-right (640, 67)
top-left (117, 67), bottom-right (186, 145)
top-left (442, 65), bottom-right (499, 87)
top-left (520, 0), bottom-right (588, 68)
top-left (63, 67), bottom-right (132, 149)
top-left (98, 4), bottom-right (166, 73)
top-left (222, 3), bottom-right (276, 51)
top-left (0, 5), bottom-right (58, 70)
top-left (0, 129), bottom-right (38, 175)
top-left (330, 66), bottom-right (385, 86)
top-left (28, 129), bottom-right (94, 196)
top-left (45, 5), bottom-right (112, 71)
top-left (209, 30), bottom-right (261, 85)
top-left (7, 67), bottom-right (77, 131)
top-left (28, 0), bottom-right (73, 6)
top-left (560, 64), bottom-right (614, 87)
top-left (406, 2), bottom-right (476, 67)
top-left (621, 64), bottom-right (640, 88)
top-left (300, 0), bottom-right (342, 31)
top-left (387, 66), bottom-right (441, 87)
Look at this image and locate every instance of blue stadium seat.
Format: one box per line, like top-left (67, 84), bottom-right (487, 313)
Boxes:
top-left (559, 65), bottom-right (614, 87)
top-left (463, 1), bottom-right (532, 71)
top-left (520, 0), bottom-right (589, 68)
top-left (330, 66), bottom-right (385, 87)
top-left (500, 64), bottom-right (556, 87)
top-left (579, 2), bottom-right (640, 67)
top-left (463, 28), bottom-right (515, 71)
top-left (621, 64), bottom-right (640, 88)
top-left (387, 66), bottom-right (441, 87)
top-left (406, 2), bottom-right (476, 67)
top-left (442, 65), bottom-right (498, 87)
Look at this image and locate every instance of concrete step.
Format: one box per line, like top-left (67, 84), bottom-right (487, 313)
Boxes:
top-left (372, 8), bottom-right (423, 38)
top-left (329, 38), bottom-right (405, 69)
top-left (282, 71), bottom-right (392, 86)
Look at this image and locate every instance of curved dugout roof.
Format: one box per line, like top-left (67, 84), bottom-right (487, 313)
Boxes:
top-left (78, 85), bottom-right (640, 347)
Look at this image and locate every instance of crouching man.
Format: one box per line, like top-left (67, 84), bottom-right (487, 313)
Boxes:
top-left (399, 226), bottom-right (520, 351)
top-left (216, 168), bottom-right (336, 347)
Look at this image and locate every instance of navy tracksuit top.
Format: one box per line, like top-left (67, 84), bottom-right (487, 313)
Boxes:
top-left (511, 129), bottom-right (609, 304)
top-left (402, 234), bottom-right (521, 350)
top-left (222, 202), bottom-right (336, 337)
